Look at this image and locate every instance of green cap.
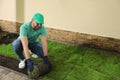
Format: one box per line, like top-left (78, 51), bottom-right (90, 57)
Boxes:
top-left (33, 13), bottom-right (44, 24)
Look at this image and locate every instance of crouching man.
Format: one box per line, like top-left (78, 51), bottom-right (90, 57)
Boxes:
top-left (12, 13), bottom-right (51, 72)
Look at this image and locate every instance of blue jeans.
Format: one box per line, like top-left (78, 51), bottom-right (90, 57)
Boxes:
top-left (12, 39), bottom-right (44, 60)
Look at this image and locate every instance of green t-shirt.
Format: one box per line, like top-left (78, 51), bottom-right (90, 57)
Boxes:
top-left (18, 21), bottom-right (46, 42)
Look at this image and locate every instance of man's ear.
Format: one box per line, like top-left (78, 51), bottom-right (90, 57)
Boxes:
top-left (31, 18), bottom-right (36, 27)
top-left (32, 18), bottom-right (36, 24)
top-left (32, 18), bottom-right (34, 22)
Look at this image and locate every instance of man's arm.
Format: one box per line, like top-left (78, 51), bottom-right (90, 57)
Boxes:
top-left (20, 36), bottom-right (34, 72)
top-left (20, 36), bottom-right (30, 59)
top-left (40, 36), bottom-right (52, 69)
top-left (40, 36), bottom-right (48, 56)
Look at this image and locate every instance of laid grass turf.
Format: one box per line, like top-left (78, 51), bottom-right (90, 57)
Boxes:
top-left (0, 40), bottom-right (120, 80)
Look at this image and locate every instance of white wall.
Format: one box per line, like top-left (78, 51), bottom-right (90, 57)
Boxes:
top-left (0, 0), bottom-right (16, 21)
top-left (0, 0), bottom-right (120, 39)
top-left (24, 0), bottom-right (120, 39)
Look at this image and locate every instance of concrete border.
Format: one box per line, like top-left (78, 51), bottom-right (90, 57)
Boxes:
top-left (0, 66), bottom-right (30, 80)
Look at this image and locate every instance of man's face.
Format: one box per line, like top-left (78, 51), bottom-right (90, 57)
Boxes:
top-left (32, 19), bottom-right (42, 30)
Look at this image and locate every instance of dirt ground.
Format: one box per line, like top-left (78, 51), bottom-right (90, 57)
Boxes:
top-left (0, 55), bottom-right (27, 74)
top-left (0, 29), bottom-right (27, 74)
top-left (0, 29), bottom-right (18, 44)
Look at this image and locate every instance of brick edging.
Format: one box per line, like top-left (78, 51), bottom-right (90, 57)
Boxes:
top-left (0, 20), bottom-right (120, 53)
top-left (47, 28), bottom-right (120, 53)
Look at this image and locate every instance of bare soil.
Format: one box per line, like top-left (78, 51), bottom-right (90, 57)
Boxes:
top-left (0, 55), bottom-right (27, 74)
top-left (0, 29), bottom-right (18, 44)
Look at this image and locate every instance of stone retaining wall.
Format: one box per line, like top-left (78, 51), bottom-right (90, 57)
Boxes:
top-left (0, 20), bottom-right (120, 53)
top-left (0, 20), bottom-right (21, 33)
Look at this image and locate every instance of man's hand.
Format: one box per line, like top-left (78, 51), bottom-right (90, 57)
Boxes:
top-left (26, 59), bottom-right (34, 72)
top-left (43, 56), bottom-right (52, 69)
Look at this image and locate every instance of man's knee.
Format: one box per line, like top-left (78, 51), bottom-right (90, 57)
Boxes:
top-left (12, 40), bottom-right (16, 50)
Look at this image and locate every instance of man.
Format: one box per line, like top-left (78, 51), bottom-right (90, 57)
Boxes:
top-left (12, 13), bottom-right (51, 72)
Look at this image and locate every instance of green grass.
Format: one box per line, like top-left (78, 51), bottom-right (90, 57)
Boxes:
top-left (0, 44), bottom-right (18, 59)
top-left (0, 40), bottom-right (120, 80)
